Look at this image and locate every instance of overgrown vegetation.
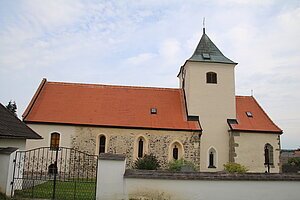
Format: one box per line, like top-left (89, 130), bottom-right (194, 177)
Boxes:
top-left (134, 154), bottom-right (160, 170)
top-left (168, 159), bottom-right (196, 172)
top-left (223, 162), bottom-right (248, 173)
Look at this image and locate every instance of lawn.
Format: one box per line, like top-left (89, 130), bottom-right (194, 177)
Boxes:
top-left (14, 180), bottom-right (96, 200)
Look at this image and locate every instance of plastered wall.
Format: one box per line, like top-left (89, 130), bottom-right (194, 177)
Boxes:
top-left (181, 61), bottom-right (236, 171)
top-left (230, 131), bottom-right (281, 173)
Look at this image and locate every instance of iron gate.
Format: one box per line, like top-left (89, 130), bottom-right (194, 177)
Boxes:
top-left (11, 147), bottom-right (98, 200)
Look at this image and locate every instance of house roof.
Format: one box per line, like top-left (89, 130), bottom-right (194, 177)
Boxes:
top-left (0, 103), bottom-right (42, 139)
top-left (23, 79), bottom-right (201, 131)
top-left (188, 28), bottom-right (237, 64)
top-left (229, 96), bottom-right (282, 133)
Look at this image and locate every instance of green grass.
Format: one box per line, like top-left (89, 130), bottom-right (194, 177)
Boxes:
top-left (14, 180), bottom-right (96, 200)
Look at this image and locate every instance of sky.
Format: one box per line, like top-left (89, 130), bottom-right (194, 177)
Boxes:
top-left (0, 0), bottom-right (299, 149)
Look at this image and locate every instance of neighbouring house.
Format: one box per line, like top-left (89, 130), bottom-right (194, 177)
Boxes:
top-left (0, 103), bottom-right (42, 150)
top-left (23, 28), bottom-right (283, 172)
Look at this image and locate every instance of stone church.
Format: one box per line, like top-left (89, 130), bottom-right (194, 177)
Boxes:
top-left (23, 28), bottom-right (283, 172)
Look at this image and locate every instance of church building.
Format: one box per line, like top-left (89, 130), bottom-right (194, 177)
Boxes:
top-left (23, 28), bottom-right (283, 172)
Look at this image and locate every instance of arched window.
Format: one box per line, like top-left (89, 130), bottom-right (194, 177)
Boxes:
top-left (206, 72), bottom-right (217, 84)
top-left (208, 148), bottom-right (216, 168)
top-left (50, 132), bottom-right (60, 150)
top-left (169, 141), bottom-right (183, 161)
top-left (264, 144), bottom-right (274, 166)
top-left (99, 135), bottom-right (106, 154)
top-left (138, 138), bottom-right (144, 158)
top-left (173, 145), bottom-right (179, 160)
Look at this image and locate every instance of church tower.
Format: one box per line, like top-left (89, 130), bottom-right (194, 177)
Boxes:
top-left (178, 28), bottom-right (237, 171)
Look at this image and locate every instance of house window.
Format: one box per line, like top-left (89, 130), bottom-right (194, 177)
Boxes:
top-left (50, 132), bottom-right (60, 150)
top-left (173, 145), bottom-right (179, 160)
top-left (99, 135), bottom-right (106, 154)
top-left (206, 72), bottom-right (217, 84)
top-left (264, 144), bottom-right (274, 166)
top-left (138, 138), bottom-right (144, 158)
top-left (208, 148), bottom-right (216, 168)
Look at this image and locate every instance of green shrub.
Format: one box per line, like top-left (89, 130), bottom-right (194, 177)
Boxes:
top-left (134, 154), bottom-right (160, 170)
top-left (168, 159), bottom-right (196, 172)
top-left (288, 157), bottom-right (300, 166)
top-left (223, 162), bottom-right (248, 173)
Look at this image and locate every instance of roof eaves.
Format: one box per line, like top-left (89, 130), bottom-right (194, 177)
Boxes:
top-left (229, 129), bottom-right (283, 134)
top-left (24, 121), bottom-right (201, 132)
top-left (0, 104), bottom-right (42, 139)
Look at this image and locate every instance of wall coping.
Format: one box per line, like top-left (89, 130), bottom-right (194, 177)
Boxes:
top-left (124, 169), bottom-right (300, 181)
top-left (0, 147), bottom-right (18, 155)
top-left (99, 153), bottom-right (126, 161)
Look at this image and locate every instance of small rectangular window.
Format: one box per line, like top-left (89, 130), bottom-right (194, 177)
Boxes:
top-left (206, 72), bottom-right (217, 84)
top-left (246, 112), bottom-right (253, 117)
top-left (150, 108), bottom-right (157, 114)
top-left (202, 53), bottom-right (211, 59)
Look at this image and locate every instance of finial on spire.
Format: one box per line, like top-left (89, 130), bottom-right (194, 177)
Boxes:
top-left (203, 17), bottom-right (206, 34)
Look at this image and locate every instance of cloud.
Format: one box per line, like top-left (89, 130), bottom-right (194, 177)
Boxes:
top-left (0, 0), bottom-right (299, 148)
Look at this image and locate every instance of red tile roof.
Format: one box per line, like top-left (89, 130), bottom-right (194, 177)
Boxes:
top-left (230, 96), bottom-right (282, 133)
top-left (23, 79), bottom-right (201, 131)
top-left (23, 80), bottom-right (282, 134)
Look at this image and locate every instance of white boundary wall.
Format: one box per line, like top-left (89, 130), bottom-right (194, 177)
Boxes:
top-left (96, 153), bottom-right (300, 200)
top-left (0, 147), bottom-right (17, 196)
top-left (126, 178), bottom-right (299, 200)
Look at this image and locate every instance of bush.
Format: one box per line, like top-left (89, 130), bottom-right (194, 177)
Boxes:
top-left (134, 154), bottom-right (160, 170)
top-left (168, 159), bottom-right (196, 172)
top-left (288, 157), bottom-right (300, 166)
top-left (223, 162), bottom-right (248, 173)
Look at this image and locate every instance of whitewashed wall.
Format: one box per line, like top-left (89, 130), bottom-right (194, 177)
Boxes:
top-left (126, 178), bottom-right (300, 200)
top-left (96, 153), bottom-right (300, 200)
top-left (0, 148), bottom-right (17, 196)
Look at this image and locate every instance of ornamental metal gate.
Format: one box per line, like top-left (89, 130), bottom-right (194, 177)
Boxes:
top-left (11, 147), bottom-right (98, 200)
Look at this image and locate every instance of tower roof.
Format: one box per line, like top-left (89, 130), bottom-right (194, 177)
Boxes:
top-left (188, 28), bottom-right (236, 64)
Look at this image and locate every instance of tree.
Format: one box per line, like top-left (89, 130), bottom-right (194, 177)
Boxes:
top-left (6, 100), bottom-right (17, 116)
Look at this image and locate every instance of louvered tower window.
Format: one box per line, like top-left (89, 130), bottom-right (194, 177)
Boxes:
top-left (206, 72), bottom-right (217, 84)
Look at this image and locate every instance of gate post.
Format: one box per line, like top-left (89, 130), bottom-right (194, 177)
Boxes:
top-left (96, 153), bottom-right (127, 200)
top-left (0, 147), bottom-right (18, 197)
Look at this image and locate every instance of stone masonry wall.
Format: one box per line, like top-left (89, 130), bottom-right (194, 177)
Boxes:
top-left (71, 126), bottom-right (201, 169)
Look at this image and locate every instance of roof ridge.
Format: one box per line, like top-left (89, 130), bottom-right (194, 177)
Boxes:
top-left (47, 81), bottom-right (182, 91)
